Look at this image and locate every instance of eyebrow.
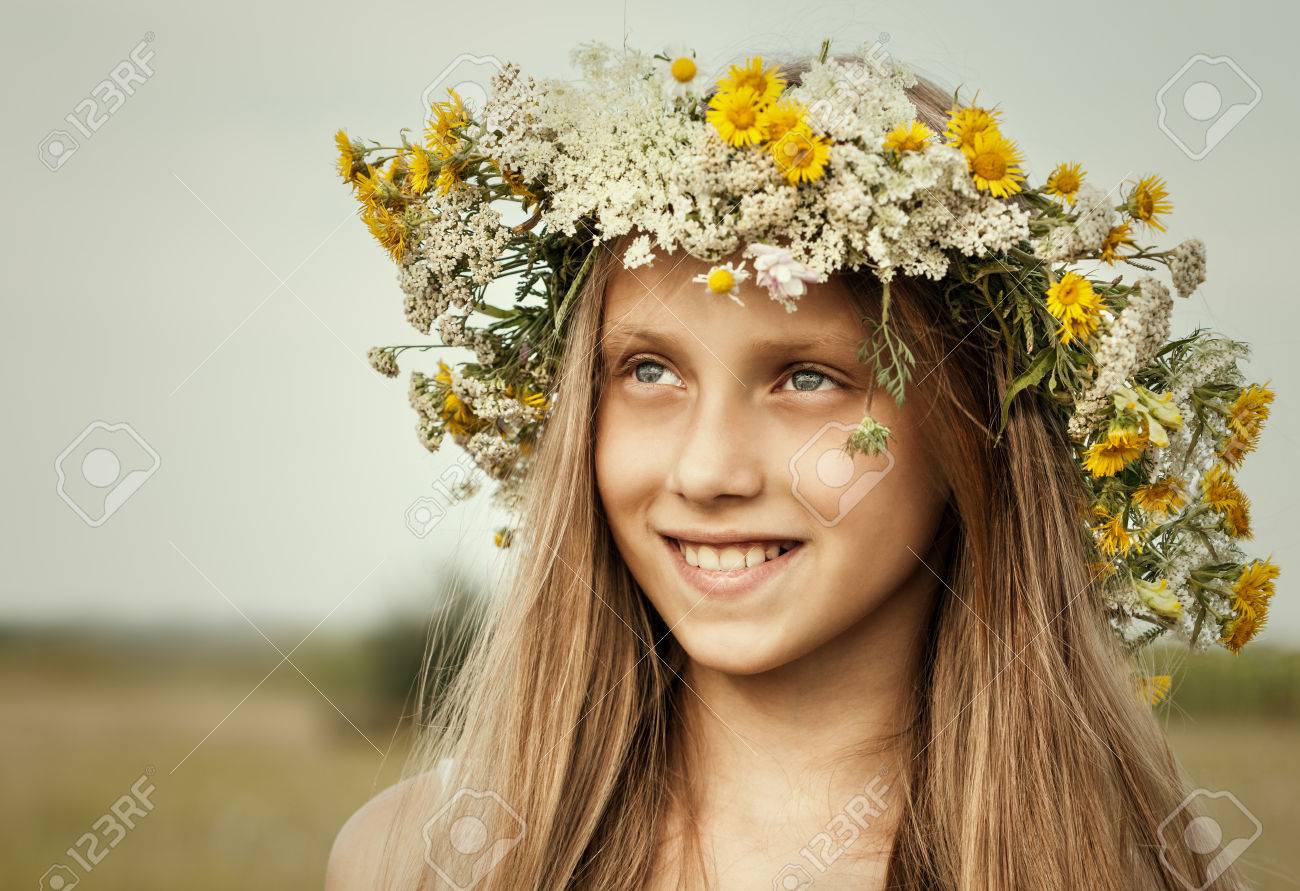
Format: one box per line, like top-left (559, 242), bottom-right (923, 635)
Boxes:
top-left (601, 324), bottom-right (864, 357)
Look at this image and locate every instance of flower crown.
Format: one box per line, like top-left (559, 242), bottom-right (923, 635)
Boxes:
top-left (335, 38), bottom-right (1278, 656)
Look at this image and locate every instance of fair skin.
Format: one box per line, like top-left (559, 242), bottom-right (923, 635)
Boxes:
top-left (326, 248), bottom-right (949, 889)
top-left (595, 250), bottom-right (947, 888)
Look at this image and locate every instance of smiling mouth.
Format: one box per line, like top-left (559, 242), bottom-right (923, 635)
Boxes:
top-left (664, 536), bottom-right (802, 571)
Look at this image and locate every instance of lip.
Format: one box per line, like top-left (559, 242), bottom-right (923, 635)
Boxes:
top-left (660, 534), bottom-right (804, 600)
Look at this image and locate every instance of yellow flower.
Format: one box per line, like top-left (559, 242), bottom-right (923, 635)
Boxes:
top-left (1135, 577), bottom-right (1182, 619)
top-left (1227, 383), bottom-right (1274, 440)
top-left (1132, 477), bottom-right (1188, 518)
top-left (707, 85), bottom-right (768, 147)
top-left (1099, 222), bottom-right (1136, 264)
top-left (1083, 428), bottom-right (1148, 478)
top-left (944, 104), bottom-right (1001, 150)
top-left (406, 147), bottom-right (432, 195)
top-left (769, 125), bottom-right (832, 184)
top-left (1126, 175), bottom-right (1173, 232)
top-left (435, 160), bottom-right (467, 195)
top-left (433, 360), bottom-right (481, 437)
top-left (883, 120), bottom-right (933, 154)
top-left (335, 129), bottom-right (366, 185)
top-left (425, 88), bottom-right (469, 159)
top-left (1202, 465), bottom-right (1252, 538)
top-left (963, 127), bottom-right (1026, 198)
top-left (669, 55), bottom-right (697, 84)
top-left (1222, 560), bottom-right (1279, 653)
top-left (716, 56), bottom-right (786, 105)
top-left (1045, 162), bottom-right (1085, 205)
top-left (1045, 272), bottom-right (1103, 345)
top-left (1093, 506), bottom-right (1136, 557)
top-left (494, 527), bottom-right (514, 548)
top-left (361, 203), bottom-right (407, 261)
top-left (757, 98), bottom-right (807, 144)
top-left (490, 159), bottom-right (538, 208)
top-left (1138, 674), bottom-right (1172, 705)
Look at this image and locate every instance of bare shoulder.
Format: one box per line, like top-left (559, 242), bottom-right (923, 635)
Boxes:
top-left (326, 768), bottom-right (445, 890)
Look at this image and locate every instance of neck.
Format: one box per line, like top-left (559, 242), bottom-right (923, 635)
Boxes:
top-left (672, 560), bottom-right (939, 856)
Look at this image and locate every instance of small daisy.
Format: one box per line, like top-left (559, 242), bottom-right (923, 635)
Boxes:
top-left (693, 262), bottom-right (750, 306)
top-left (963, 128), bottom-right (1026, 198)
top-left (659, 46), bottom-right (703, 101)
top-left (944, 104), bottom-right (1002, 150)
top-left (769, 125), bottom-right (832, 184)
top-left (706, 85), bottom-right (766, 147)
top-left (1126, 174), bottom-right (1173, 232)
top-left (715, 56), bottom-right (786, 105)
top-left (1044, 162), bottom-right (1085, 205)
top-left (882, 120), bottom-right (933, 154)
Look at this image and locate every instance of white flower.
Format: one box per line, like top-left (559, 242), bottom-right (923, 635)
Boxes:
top-left (622, 233), bottom-right (656, 268)
top-left (1166, 238), bottom-right (1206, 299)
top-left (692, 261), bottom-right (750, 306)
top-left (659, 46), bottom-right (703, 101)
top-left (743, 243), bottom-right (822, 310)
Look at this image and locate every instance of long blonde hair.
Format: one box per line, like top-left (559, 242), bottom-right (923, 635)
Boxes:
top-left (378, 56), bottom-right (1236, 890)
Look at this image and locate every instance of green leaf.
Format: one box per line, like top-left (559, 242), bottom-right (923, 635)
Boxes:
top-left (998, 346), bottom-right (1054, 433)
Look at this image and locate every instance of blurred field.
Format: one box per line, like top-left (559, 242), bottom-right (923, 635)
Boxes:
top-left (2, 629), bottom-right (1297, 889)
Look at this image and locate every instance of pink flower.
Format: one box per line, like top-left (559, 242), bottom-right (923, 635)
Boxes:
top-left (743, 243), bottom-right (822, 310)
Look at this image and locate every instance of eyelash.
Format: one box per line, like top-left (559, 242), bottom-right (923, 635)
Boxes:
top-left (617, 354), bottom-right (844, 392)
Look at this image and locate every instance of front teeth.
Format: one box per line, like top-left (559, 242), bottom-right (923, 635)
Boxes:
top-left (678, 539), bottom-right (798, 571)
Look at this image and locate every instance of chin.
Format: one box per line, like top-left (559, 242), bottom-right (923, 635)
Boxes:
top-left (666, 614), bottom-right (820, 677)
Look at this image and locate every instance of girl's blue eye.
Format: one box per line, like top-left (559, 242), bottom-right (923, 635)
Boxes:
top-left (784, 368), bottom-right (837, 391)
top-left (632, 359), bottom-right (683, 387)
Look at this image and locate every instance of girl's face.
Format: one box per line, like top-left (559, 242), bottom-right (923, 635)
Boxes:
top-left (593, 249), bottom-right (950, 675)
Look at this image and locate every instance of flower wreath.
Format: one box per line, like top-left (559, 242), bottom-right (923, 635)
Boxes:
top-left (334, 38), bottom-right (1278, 657)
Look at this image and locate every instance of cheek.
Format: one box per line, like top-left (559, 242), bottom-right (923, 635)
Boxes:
top-left (593, 399), bottom-right (663, 524)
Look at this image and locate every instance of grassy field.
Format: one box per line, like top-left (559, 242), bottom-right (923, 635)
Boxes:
top-left (2, 630), bottom-right (1297, 889)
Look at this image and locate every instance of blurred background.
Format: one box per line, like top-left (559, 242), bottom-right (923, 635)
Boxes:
top-left (2, 0), bottom-right (1297, 887)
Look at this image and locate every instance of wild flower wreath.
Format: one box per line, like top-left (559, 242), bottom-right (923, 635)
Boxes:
top-left (335, 38), bottom-right (1277, 655)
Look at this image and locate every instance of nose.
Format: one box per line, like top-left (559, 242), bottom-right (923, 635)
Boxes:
top-left (665, 377), bottom-right (764, 504)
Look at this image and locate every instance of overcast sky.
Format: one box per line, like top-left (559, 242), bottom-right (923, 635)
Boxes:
top-left (3, 0), bottom-right (1296, 643)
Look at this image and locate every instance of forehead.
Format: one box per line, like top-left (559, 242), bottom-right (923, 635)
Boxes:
top-left (599, 247), bottom-right (867, 351)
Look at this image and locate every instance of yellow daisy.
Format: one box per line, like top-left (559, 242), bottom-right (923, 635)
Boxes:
top-left (406, 147), bottom-right (432, 195)
top-left (1083, 428), bottom-right (1148, 478)
top-left (963, 128), bottom-right (1025, 198)
top-left (1222, 560), bottom-right (1279, 653)
top-left (361, 203), bottom-right (407, 262)
top-left (769, 124), bottom-right (832, 184)
top-left (883, 120), bottom-right (934, 154)
top-left (434, 360), bottom-right (481, 437)
top-left (1045, 272), bottom-right (1103, 345)
top-left (1045, 162), bottom-right (1085, 205)
top-left (1132, 476), bottom-right (1188, 518)
top-left (1099, 222), bottom-right (1136, 264)
top-left (715, 56), bottom-right (786, 105)
top-left (707, 85), bottom-right (768, 147)
top-left (335, 129), bottom-right (365, 185)
top-left (1227, 383), bottom-right (1274, 440)
top-left (944, 104), bottom-right (1002, 150)
top-left (426, 88), bottom-right (469, 156)
top-left (1126, 175), bottom-right (1173, 232)
top-left (1138, 674), bottom-right (1172, 705)
top-left (757, 98), bottom-right (807, 144)
top-left (1093, 506), bottom-right (1136, 557)
top-left (1202, 465), bottom-right (1252, 538)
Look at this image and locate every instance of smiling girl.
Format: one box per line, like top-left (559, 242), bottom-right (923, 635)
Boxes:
top-left (326, 41), bottom-right (1271, 891)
